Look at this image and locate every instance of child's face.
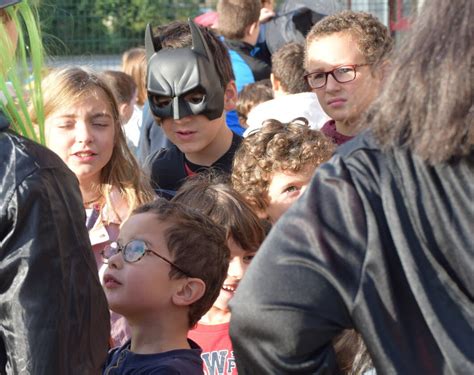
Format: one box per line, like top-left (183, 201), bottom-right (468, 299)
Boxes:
top-left (102, 213), bottom-right (182, 317)
top-left (265, 166), bottom-right (315, 223)
top-left (306, 32), bottom-right (384, 126)
top-left (158, 82), bottom-right (236, 161)
top-left (45, 88), bottom-right (115, 186)
top-left (161, 112), bottom-right (226, 156)
top-left (212, 237), bottom-right (256, 313)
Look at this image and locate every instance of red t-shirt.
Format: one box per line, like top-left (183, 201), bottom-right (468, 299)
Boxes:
top-left (321, 119), bottom-right (354, 145)
top-left (188, 322), bottom-right (238, 375)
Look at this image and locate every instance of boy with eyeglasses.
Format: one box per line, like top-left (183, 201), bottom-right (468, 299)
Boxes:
top-left (101, 199), bottom-right (229, 374)
top-left (304, 11), bottom-right (393, 145)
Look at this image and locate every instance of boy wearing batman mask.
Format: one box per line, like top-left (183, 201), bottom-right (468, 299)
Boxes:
top-left (146, 20), bottom-right (241, 199)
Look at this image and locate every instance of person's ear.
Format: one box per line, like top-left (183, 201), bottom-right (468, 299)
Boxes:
top-left (223, 80), bottom-right (238, 111)
top-left (270, 73), bottom-right (280, 92)
top-left (248, 21), bottom-right (259, 38)
top-left (172, 278), bottom-right (206, 307)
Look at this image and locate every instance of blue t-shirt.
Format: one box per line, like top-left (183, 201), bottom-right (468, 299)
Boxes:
top-left (103, 339), bottom-right (203, 374)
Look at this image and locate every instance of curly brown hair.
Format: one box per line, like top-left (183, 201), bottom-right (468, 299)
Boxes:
top-left (232, 118), bottom-right (335, 212)
top-left (305, 11), bottom-right (393, 69)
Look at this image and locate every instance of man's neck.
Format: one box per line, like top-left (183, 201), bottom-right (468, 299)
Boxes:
top-left (128, 312), bottom-right (191, 354)
top-left (185, 124), bottom-right (234, 166)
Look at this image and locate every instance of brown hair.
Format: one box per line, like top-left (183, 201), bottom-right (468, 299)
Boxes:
top-left (121, 47), bottom-right (147, 107)
top-left (232, 118), bottom-right (335, 212)
top-left (133, 199), bottom-right (230, 328)
top-left (369, 0), bottom-right (473, 164)
top-left (102, 70), bottom-right (137, 105)
top-left (217, 0), bottom-right (261, 40)
top-left (333, 330), bottom-right (373, 375)
top-left (173, 174), bottom-right (266, 253)
top-left (305, 11), bottom-right (393, 70)
top-left (236, 80), bottom-right (273, 127)
top-left (31, 67), bottom-right (154, 216)
top-left (154, 21), bottom-right (234, 89)
top-left (272, 42), bottom-right (310, 94)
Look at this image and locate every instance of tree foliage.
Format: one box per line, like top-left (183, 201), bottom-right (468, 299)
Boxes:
top-left (39, 0), bottom-right (202, 55)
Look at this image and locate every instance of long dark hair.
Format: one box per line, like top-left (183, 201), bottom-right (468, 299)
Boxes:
top-left (368, 0), bottom-right (473, 164)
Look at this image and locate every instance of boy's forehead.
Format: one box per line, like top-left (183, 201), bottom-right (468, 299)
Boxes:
top-left (306, 32), bottom-right (364, 70)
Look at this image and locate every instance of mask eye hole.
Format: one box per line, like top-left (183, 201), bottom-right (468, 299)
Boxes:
top-left (183, 91), bottom-right (205, 105)
top-left (152, 95), bottom-right (172, 108)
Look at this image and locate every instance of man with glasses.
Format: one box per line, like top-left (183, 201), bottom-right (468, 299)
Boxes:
top-left (304, 11), bottom-right (393, 145)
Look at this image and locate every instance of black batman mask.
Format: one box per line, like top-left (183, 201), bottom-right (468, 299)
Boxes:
top-left (145, 20), bottom-right (225, 121)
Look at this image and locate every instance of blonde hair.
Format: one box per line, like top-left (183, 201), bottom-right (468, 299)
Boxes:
top-left (29, 67), bottom-right (154, 218)
top-left (121, 47), bottom-right (147, 107)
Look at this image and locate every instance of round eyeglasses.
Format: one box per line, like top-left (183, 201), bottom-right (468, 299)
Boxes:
top-left (304, 64), bottom-right (370, 89)
top-left (101, 240), bottom-right (191, 277)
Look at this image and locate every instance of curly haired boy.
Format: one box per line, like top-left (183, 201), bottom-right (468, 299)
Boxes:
top-left (232, 118), bottom-right (335, 222)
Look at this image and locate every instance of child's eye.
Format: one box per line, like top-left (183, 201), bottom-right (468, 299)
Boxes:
top-left (283, 185), bottom-right (300, 194)
top-left (243, 254), bottom-right (256, 263)
top-left (152, 96), bottom-right (172, 108)
top-left (185, 93), bottom-right (205, 105)
top-left (92, 122), bottom-right (109, 127)
top-left (57, 122), bottom-right (74, 129)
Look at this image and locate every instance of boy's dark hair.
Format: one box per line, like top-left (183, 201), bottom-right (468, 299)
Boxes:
top-left (236, 80), bottom-right (273, 127)
top-left (271, 42), bottom-right (310, 94)
top-left (217, 0), bottom-right (261, 40)
top-left (102, 70), bottom-right (137, 105)
top-left (173, 174), bottom-right (266, 253)
top-left (153, 21), bottom-right (234, 89)
top-left (132, 199), bottom-right (230, 328)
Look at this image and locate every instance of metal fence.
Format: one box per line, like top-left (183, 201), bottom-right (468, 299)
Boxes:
top-left (42, 0), bottom-right (420, 72)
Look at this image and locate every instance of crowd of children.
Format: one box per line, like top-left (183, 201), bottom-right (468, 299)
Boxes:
top-left (1, 0), bottom-right (472, 374)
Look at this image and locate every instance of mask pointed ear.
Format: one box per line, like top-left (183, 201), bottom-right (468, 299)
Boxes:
top-left (145, 23), bottom-right (161, 61)
top-left (189, 18), bottom-right (212, 61)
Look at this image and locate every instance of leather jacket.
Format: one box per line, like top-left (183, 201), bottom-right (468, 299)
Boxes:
top-left (230, 131), bottom-right (474, 374)
top-left (0, 113), bottom-right (110, 374)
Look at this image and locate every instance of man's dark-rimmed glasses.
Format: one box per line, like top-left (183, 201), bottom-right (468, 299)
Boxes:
top-left (304, 64), bottom-right (370, 89)
top-left (101, 240), bottom-right (191, 277)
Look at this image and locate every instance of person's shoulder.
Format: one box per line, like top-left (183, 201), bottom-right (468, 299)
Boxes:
top-left (0, 131), bottom-right (76, 196)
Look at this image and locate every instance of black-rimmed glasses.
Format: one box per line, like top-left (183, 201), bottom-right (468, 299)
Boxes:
top-left (304, 64), bottom-right (370, 89)
top-left (101, 240), bottom-right (191, 277)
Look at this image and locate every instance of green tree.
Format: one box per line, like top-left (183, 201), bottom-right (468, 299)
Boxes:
top-left (39, 0), bottom-right (202, 55)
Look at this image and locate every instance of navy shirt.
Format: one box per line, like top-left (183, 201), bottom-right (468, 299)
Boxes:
top-left (103, 339), bottom-right (203, 374)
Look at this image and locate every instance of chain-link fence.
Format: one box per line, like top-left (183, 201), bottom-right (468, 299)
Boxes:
top-left (41, 0), bottom-right (420, 71)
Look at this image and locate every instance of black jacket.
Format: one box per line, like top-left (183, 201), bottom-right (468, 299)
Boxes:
top-left (150, 132), bottom-right (242, 199)
top-left (0, 113), bottom-right (110, 374)
top-left (230, 131), bottom-right (474, 374)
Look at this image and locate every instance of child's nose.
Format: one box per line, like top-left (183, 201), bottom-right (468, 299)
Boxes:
top-left (227, 258), bottom-right (245, 279)
top-left (75, 122), bottom-right (94, 143)
top-left (106, 250), bottom-right (123, 269)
